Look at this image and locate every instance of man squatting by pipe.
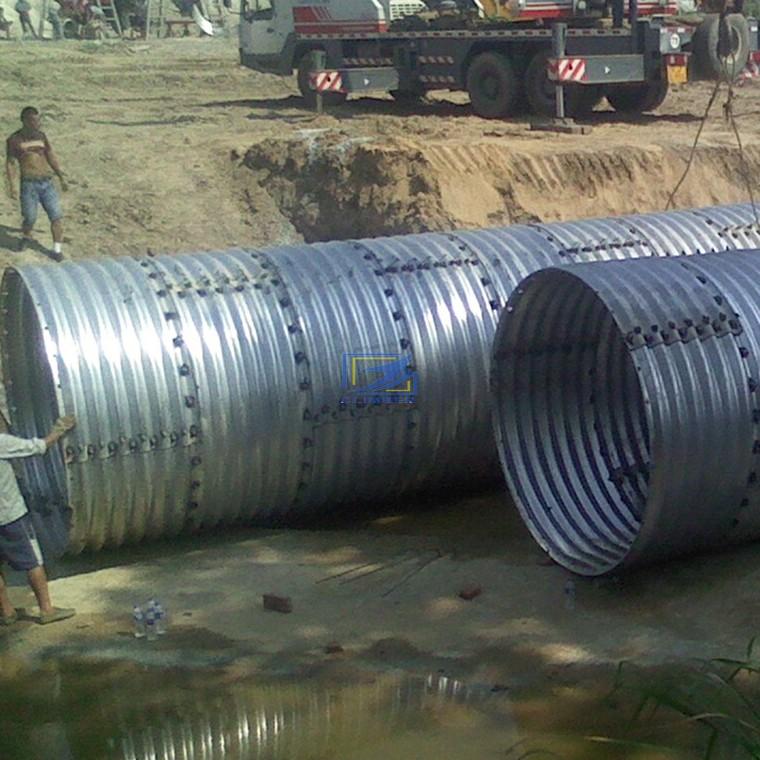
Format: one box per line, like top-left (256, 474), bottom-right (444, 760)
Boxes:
top-left (0, 413), bottom-right (77, 625)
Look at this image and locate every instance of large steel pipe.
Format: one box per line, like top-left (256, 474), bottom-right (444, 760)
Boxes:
top-left (492, 250), bottom-right (760, 576)
top-left (4, 204), bottom-right (760, 555)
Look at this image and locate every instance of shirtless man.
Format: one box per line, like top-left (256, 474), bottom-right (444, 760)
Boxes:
top-left (5, 106), bottom-right (68, 261)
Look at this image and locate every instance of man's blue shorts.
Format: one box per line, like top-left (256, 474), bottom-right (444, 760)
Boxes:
top-left (20, 177), bottom-right (62, 230)
top-left (0, 513), bottom-right (43, 571)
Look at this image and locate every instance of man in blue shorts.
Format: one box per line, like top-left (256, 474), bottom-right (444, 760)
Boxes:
top-left (0, 413), bottom-right (77, 626)
top-left (5, 106), bottom-right (68, 261)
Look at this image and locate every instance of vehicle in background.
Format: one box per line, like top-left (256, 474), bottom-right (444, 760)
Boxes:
top-left (238, 0), bottom-right (758, 117)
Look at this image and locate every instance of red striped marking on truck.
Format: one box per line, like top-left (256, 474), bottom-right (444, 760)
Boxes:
top-left (309, 70), bottom-right (346, 91)
top-left (548, 57), bottom-right (587, 82)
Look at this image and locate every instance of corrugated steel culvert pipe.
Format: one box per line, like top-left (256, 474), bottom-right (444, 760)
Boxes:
top-left (492, 250), bottom-right (760, 576)
top-left (4, 204), bottom-right (760, 556)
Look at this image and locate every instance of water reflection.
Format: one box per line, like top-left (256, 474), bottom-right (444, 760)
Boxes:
top-left (0, 662), bottom-right (514, 760)
top-left (115, 673), bottom-right (502, 760)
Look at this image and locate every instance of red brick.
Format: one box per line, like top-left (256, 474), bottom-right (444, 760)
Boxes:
top-left (263, 593), bottom-right (293, 613)
top-left (458, 584), bottom-right (482, 601)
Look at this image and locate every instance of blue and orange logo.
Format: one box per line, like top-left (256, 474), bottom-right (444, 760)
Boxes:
top-left (341, 352), bottom-right (417, 406)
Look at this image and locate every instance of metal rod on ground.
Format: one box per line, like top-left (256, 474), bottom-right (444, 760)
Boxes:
top-left (381, 550), bottom-right (443, 598)
top-left (316, 560), bottom-right (378, 583)
top-left (339, 552), bottom-right (419, 584)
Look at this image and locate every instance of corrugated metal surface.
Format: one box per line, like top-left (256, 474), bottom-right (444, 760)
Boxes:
top-left (4, 203), bottom-right (760, 555)
top-left (492, 249), bottom-right (760, 575)
top-left (111, 674), bottom-right (485, 760)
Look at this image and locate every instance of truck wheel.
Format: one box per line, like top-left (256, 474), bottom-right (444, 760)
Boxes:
top-left (606, 75), bottom-right (668, 115)
top-left (297, 54), bottom-right (348, 108)
top-left (466, 52), bottom-right (518, 118)
top-left (525, 49), bottom-right (558, 117)
top-left (691, 13), bottom-right (750, 81)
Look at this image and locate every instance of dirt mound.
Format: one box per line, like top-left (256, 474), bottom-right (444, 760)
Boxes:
top-left (243, 130), bottom-right (760, 242)
top-left (243, 130), bottom-right (454, 242)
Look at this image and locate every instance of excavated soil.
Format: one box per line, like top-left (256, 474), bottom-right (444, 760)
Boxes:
top-left (244, 134), bottom-right (760, 241)
top-left (2, 39), bottom-right (760, 264)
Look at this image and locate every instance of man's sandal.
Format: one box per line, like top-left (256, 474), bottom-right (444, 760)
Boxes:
top-left (1, 610), bottom-right (18, 626)
top-left (38, 607), bottom-right (76, 625)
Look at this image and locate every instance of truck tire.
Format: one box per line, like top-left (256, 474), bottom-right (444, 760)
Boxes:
top-left (525, 49), bottom-right (602, 118)
top-left (297, 53), bottom-right (348, 108)
top-left (525, 49), bottom-right (559, 117)
top-left (466, 52), bottom-right (519, 118)
top-left (606, 74), bottom-right (669, 114)
top-left (691, 13), bottom-right (750, 81)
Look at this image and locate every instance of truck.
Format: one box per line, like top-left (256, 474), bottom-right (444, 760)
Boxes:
top-left (237, 0), bottom-right (759, 118)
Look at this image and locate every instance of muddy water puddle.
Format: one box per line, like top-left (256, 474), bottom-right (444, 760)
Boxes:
top-left (0, 656), bottom-right (716, 759)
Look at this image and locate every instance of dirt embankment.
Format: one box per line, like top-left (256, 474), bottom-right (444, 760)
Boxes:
top-left (242, 132), bottom-right (760, 242)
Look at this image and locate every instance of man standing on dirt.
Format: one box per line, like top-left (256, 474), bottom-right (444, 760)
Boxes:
top-left (14, 0), bottom-right (37, 37)
top-left (5, 106), bottom-right (68, 261)
top-left (0, 412), bottom-right (77, 626)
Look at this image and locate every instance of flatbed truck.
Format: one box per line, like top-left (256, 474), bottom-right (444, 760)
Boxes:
top-left (238, 0), bottom-right (759, 117)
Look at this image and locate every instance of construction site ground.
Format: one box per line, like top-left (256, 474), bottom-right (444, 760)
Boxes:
top-left (3, 37), bottom-right (760, 757)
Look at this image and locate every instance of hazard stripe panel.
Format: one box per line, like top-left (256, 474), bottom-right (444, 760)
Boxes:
top-left (419, 55), bottom-right (456, 64)
top-left (547, 57), bottom-right (587, 82)
top-left (342, 57), bottom-right (394, 66)
top-left (309, 71), bottom-right (345, 92)
top-left (419, 74), bottom-right (456, 84)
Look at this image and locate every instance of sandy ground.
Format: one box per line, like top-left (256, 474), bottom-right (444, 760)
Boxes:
top-left (2, 38), bottom-right (760, 262)
top-left (2, 37), bottom-right (760, 695)
top-left (8, 487), bottom-right (760, 669)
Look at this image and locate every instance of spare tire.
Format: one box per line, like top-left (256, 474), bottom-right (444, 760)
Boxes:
top-left (691, 13), bottom-right (750, 81)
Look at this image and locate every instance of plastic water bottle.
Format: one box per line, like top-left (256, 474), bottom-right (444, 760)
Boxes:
top-left (155, 601), bottom-right (167, 636)
top-left (564, 579), bottom-right (576, 611)
top-left (145, 607), bottom-right (158, 641)
top-left (132, 605), bottom-right (146, 638)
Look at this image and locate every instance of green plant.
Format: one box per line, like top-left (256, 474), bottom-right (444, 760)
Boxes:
top-left (607, 639), bottom-right (760, 759)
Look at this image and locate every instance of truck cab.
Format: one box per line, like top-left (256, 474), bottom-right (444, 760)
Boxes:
top-left (240, 0), bottom-right (424, 75)
top-left (239, 0), bottom-right (292, 75)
